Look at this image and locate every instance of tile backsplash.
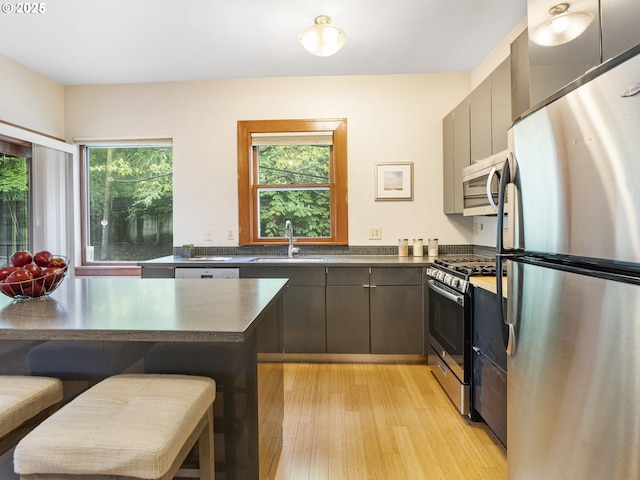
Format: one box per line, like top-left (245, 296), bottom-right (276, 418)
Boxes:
top-left (173, 244), bottom-right (484, 258)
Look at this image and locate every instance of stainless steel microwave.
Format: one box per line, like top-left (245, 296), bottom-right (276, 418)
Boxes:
top-left (461, 150), bottom-right (509, 217)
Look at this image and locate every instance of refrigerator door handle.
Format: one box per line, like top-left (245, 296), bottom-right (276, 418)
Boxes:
top-left (486, 165), bottom-right (500, 212)
top-left (496, 153), bottom-right (517, 356)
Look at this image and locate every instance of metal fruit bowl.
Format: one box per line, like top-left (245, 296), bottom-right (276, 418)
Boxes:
top-left (0, 256), bottom-right (69, 300)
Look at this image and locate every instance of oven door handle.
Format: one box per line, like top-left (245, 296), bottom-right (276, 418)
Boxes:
top-left (426, 279), bottom-right (465, 306)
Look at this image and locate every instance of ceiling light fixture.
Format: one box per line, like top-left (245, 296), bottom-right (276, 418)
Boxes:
top-left (299, 15), bottom-right (346, 57)
top-left (531, 2), bottom-right (594, 47)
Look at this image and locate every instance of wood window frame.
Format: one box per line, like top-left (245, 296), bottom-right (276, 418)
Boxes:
top-left (237, 118), bottom-right (348, 246)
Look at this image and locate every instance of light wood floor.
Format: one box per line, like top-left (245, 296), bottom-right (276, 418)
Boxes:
top-left (272, 362), bottom-right (506, 480)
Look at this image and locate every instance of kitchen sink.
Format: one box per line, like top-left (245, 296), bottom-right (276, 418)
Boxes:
top-left (250, 257), bottom-right (326, 263)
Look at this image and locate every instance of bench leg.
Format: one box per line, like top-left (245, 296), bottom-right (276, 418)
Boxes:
top-left (199, 405), bottom-right (215, 480)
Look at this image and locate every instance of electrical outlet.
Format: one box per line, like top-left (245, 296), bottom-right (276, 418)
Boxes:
top-left (227, 230), bottom-right (235, 240)
top-left (205, 229), bottom-right (214, 241)
top-left (368, 227), bottom-right (382, 240)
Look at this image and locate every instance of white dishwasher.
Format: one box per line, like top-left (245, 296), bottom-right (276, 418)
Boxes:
top-left (174, 267), bottom-right (239, 279)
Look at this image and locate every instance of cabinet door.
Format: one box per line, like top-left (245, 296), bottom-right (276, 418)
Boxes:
top-left (326, 285), bottom-right (370, 354)
top-left (491, 57), bottom-right (512, 153)
top-left (442, 111), bottom-right (455, 214)
top-left (472, 287), bottom-right (508, 370)
top-left (470, 76), bottom-right (492, 163)
top-left (527, 0), bottom-right (600, 107)
top-left (510, 29), bottom-right (531, 121)
top-left (601, 0), bottom-right (640, 61)
top-left (241, 266), bottom-right (326, 354)
top-left (452, 97), bottom-right (470, 214)
top-left (283, 285), bottom-right (326, 353)
top-left (370, 285), bottom-right (423, 354)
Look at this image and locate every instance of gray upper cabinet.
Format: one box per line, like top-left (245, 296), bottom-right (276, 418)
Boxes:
top-left (442, 111), bottom-right (455, 214)
top-left (470, 58), bottom-right (512, 161)
top-left (601, 0), bottom-right (640, 61)
top-left (491, 58), bottom-right (512, 153)
top-left (470, 76), bottom-right (492, 163)
top-left (443, 57), bottom-right (512, 215)
top-left (443, 97), bottom-right (470, 215)
top-left (511, 29), bottom-right (531, 121)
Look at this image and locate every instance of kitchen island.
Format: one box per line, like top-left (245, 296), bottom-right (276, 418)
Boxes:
top-left (0, 277), bottom-right (287, 480)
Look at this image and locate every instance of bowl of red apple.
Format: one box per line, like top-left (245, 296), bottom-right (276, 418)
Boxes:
top-left (0, 251), bottom-right (68, 300)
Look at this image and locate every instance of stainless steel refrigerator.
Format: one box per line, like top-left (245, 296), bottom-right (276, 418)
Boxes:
top-left (496, 46), bottom-right (640, 479)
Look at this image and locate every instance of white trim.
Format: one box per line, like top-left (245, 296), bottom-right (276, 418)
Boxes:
top-left (0, 123), bottom-right (74, 153)
top-left (73, 136), bottom-right (173, 146)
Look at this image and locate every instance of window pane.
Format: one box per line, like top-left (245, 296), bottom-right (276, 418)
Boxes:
top-left (258, 145), bottom-right (329, 185)
top-left (0, 155), bottom-right (29, 262)
top-left (258, 188), bottom-right (331, 238)
top-left (86, 146), bottom-right (173, 262)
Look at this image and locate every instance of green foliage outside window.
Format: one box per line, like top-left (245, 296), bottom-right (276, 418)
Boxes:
top-left (256, 145), bottom-right (331, 239)
top-left (87, 146), bottom-right (173, 261)
top-left (0, 155), bottom-right (29, 258)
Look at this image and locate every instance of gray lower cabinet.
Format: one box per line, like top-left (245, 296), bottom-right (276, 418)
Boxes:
top-left (140, 266), bottom-right (174, 278)
top-left (326, 267), bottom-right (370, 354)
top-left (241, 266), bottom-right (326, 354)
top-left (326, 267), bottom-right (424, 354)
top-left (370, 268), bottom-right (423, 354)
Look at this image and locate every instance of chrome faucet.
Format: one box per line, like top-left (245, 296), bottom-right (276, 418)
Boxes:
top-left (284, 220), bottom-right (299, 258)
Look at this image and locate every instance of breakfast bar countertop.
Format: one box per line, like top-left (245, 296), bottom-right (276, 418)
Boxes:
top-left (0, 277), bottom-right (288, 343)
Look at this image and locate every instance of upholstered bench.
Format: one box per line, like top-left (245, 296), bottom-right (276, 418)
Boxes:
top-left (14, 374), bottom-right (216, 480)
top-left (0, 375), bottom-right (63, 456)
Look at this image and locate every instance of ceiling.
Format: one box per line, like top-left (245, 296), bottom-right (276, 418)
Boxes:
top-left (0, 0), bottom-right (527, 86)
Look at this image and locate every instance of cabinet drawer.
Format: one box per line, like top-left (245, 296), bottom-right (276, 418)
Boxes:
top-left (326, 267), bottom-right (369, 285)
top-left (240, 266), bottom-right (325, 286)
top-left (370, 267), bottom-right (422, 286)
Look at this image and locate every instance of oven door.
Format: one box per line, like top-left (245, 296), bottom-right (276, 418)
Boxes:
top-left (426, 279), bottom-right (469, 383)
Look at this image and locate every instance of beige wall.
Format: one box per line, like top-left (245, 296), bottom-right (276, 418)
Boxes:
top-left (0, 53), bottom-right (65, 138)
top-left (64, 74), bottom-right (473, 246)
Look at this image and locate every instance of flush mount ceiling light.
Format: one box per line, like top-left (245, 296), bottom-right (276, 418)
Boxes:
top-left (531, 2), bottom-right (594, 47)
top-left (299, 15), bottom-right (346, 57)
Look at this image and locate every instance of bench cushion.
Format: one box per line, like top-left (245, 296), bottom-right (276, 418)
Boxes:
top-left (14, 374), bottom-right (216, 479)
top-left (0, 376), bottom-right (62, 438)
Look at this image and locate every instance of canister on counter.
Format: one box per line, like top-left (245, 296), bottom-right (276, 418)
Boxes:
top-left (398, 239), bottom-right (409, 257)
top-left (428, 238), bottom-right (438, 256)
top-left (413, 238), bottom-right (423, 257)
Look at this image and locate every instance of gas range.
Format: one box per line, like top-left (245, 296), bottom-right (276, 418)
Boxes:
top-left (425, 256), bottom-right (499, 294)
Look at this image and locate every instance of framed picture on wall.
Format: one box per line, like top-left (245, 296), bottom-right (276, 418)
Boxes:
top-left (374, 162), bottom-right (413, 201)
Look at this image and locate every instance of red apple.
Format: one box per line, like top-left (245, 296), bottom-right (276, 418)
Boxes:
top-left (4, 269), bottom-right (33, 296)
top-left (0, 266), bottom-right (19, 281)
top-left (47, 257), bottom-right (67, 268)
top-left (0, 282), bottom-right (16, 298)
top-left (23, 279), bottom-right (44, 297)
top-left (33, 250), bottom-right (54, 267)
top-left (24, 263), bottom-right (43, 278)
top-left (10, 251), bottom-right (32, 268)
top-left (41, 267), bottom-right (65, 288)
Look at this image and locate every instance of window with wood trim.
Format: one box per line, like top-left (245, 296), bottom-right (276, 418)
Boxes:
top-left (237, 119), bottom-right (348, 245)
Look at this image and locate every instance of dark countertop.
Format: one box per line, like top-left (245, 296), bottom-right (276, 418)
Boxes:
top-left (0, 277), bottom-right (287, 343)
top-left (139, 254), bottom-right (435, 267)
